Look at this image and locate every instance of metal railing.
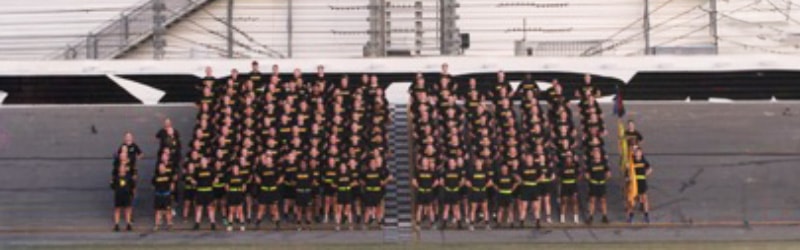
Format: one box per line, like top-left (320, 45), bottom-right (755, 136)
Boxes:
top-left (51, 0), bottom-right (211, 60)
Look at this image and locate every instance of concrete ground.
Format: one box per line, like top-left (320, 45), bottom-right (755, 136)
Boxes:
top-left (0, 102), bottom-right (799, 247)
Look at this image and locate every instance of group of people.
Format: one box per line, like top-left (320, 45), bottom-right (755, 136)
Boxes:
top-left (110, 61), bottom-right (394, 232)
top-left (108, 62), bottom-right (654, 233)
top-left (408, 63), bottom-right (652, 231)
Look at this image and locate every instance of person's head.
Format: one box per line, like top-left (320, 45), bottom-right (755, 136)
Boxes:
top-left (523, 153), bottom-right (534, 164)
top-left (474, 159), bottom-right (484, 171)
top-left (123, 132), bottom-right (134, 144)
top-left (317, 65), bottom-right (324, 76)
top-left (163, 118), bottom-right (172, 129)
top-left (251, 61), bottom-right (259, 71)
top-left (200, 157), bottom-right (209, 168)
top-left (584, 73), bottom-right (592, 84)
top-left (500, 164), bottom-right (509, 175)
top-left (205, 66), bottom-right (213, 77)
top-left (232, 164), bottom-right (240, 175)
top-left (634, 146), bottom-right (643, 159)
top-left (441, 63), bottom-right (449, 74)
top-left (339, 162), bottom-right (348, 173)
top-left (627, 120), bottom-right (636, 130)
top-left (564, 152), bottom-right (574, 164)
top-left (592, 148), bottom-right (602, 160)
top-left (118, 164), bottom-right (127, 176)
top-left (230, 68), bottom-right (239, 78)
top-left (293, 68), bottom-right (302, 78)
top-left (272, 64), bottom-right (279, 75)
top-left (497, 70), bottom-right (505, 81)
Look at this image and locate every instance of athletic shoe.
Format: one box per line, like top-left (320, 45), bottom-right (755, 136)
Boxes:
top-left (240, 225), bottom-right (246, 231)
top-left (644, 214), bottom-right (650, 224)
top-left (586, 215), bottom-right (593, 225)
top-left (113, 224), bottom-right (120, 232)
top-left (602, 215), bottom-right (609, 224)
top-left (535, 219), bottom-right (541, 229)
top-left (193, 223), bottom-right (200, 231)
top-left (126, 224), bottom-right (133, 232)
top-left (227, 226), bottom-right (233, 232)
top-left (211, 223), bottom-right (217, 231)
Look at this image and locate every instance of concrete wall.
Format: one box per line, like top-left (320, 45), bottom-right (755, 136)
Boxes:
top-left (0, 102), bottom-right (799, 231)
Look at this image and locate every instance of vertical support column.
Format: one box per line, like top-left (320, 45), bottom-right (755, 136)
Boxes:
top-left (288, 0), bottom-right (294, 58)
top-left (439, 0), bottom-right (461, 56)
top-left (643, 0), bottom-right (651, 55)
top-left (226, 0), bottom-right (234, 58)
top-left (153, 0), bottom-right (167, 60)
top-left (365, 0), bottom-right (387, 57)
top-left (86, 33), bottom-right (97, 59)
top-left (385, 1), bottom-right (391, 51)
top-left (414, 1), bottom-right (423, 55)
top-left (121, 14), bottom-right (130, 48)
top-left (709, 0), bottom-right (719, 54)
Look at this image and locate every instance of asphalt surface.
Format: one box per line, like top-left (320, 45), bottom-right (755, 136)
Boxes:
top-left (0, 102), bottom-right (799, 245)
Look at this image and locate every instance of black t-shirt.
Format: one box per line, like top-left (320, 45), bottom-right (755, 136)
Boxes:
top-left (152, 172), bottom-right (173, 193)
top-left (295, 168), bottom-right (315, 190)
top-left (467, 168), bottom-right (489, 189)
top-left (117, 143), bottom-right (142, 165)
top-left (256, 164), bottom-right (282, 187)
top-left (335, 169), bottom-right (354, 190)
top-left (415, 169), bottom-right (436, 190)
top-left (587, 158), bottom-right (610, 182)
top-left (517, 161), bottom-right (541, 183)
top-left (227, 172), bottom-right (247, 192)
top-left (194, 166), bottom-right (216, 189)
top-left (361, 167), bottom-right (388, 188)
top-left (441, 168), bottom-right (463, 189)
top-left (495, 172), bottom-right (515, 192)
top-left (111, 173), bottom-right (134, 195)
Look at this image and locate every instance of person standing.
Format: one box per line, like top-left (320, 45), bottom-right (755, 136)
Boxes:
top-left (111, 155), bottom-right (135, 232)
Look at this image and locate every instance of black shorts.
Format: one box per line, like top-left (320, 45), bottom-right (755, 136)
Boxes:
top-left (336, 191), bottom-right (352, 205)
top-left (351, 186), bottom-right (362, 200)
top-left (637, 180), bottom-right (648, 194)
top-left (196, 191), bottom-right (214, 206)
top-left (183, 189), bottom-right (196, 202)
top-left (496, 193), bottom-right (514, 207)
top-left (296, 190), bottom-right (314, 207)
top-left (213, 187), bottom-right (226, 200)
top-left (227, 192), bottom-right (245, 205)
top-left (560, 183), bottom-right (577, 197)
top-left (589, 183), bottom-right (606, 197)
top-left (248, 184), bottom-right (259, 196)
top-left (541, 181), bottom-right (556, 197)
top-left (363, 190), bottom-right (383, 207)
top-left (468, 190), bottom-right (487, 203)
top-left (323, 184), bottom-right (336, 196)
top-left (154, 194), bottom-right (171, 210)
top-left (281, 185), bottom-right (296, 200)
top-left (441, 189), bottom-right (461, 205)
top-left (114, 192), bottom-right (132, 208)
top-left (518, 185), bottom-right (539, 201)
top-left (416, 191), bottom-right (434, 205)
top-left (257, 189), bottom-right (281, 205)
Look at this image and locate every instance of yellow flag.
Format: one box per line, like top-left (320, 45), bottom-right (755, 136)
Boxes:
top-left (617, 120), bottom-right (637, 206)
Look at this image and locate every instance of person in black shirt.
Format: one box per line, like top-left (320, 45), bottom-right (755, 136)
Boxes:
top-left (155, 118), bottom-right (181, 164)
top-left (333, 162), bottom-right (356, 231)
top-left (226, 164), bottom-right (247, 231)
top-left (413, 157), bottom-right (438, 229)
top-left (559, 152), bottom-right (580, 224)
top-left (585, 148), bottom-right (611, 225)
top-left (494, 164), bottom-right (517, 228)
top-left (439, 158), bottom-right (463, 229)
top-left (182, 153), bottom-right (198, 221)
top-left (294, 160), bottom-right (316, 230)
top-left (152, 163), bottom-right (174, 231)
top-left (111, 158), bottom-right (134, 232)
top-left (624, 120), bottom-right (644, 148)
top-left (255, 154), bottom-right (283, 229)
top-left (190, 157), bottom-right (219, 230)
top-left (466, 159), bottom-right (493, 231)
top-left (628, 146), bottom-right (653, 224)
top-left (118, 132), bottom-right (143, 170)
top-left (516, 153), bottom-right (542, 228)
top-left (361, 156), bottom-right (392, 228)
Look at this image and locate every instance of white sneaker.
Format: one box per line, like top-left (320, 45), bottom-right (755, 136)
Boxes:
top-left (240, 226), bottom-right (245, 231)
top-left (546, 217), bottom-right (552, 224)
top-left (226, 226), bottom-right (233, 232)
top-left (559, 215), bottom-right (565, 223)
top-left (573, 215), bottom-right (579, 224)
